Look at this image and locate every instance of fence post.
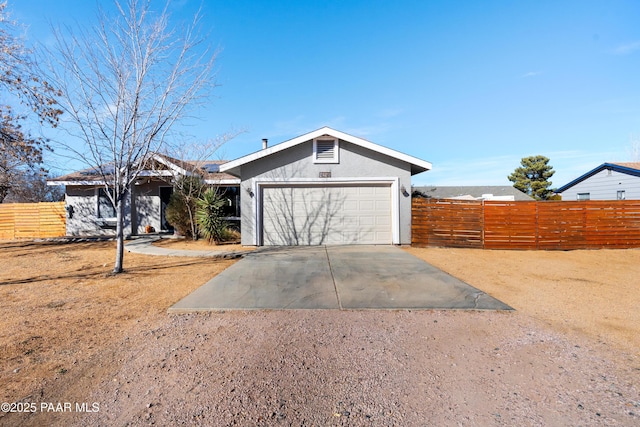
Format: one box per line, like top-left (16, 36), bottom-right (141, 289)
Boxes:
top-left (481, 199), bottom-right (485, 249)
top-left (535, 201), bottom-right (539, 250)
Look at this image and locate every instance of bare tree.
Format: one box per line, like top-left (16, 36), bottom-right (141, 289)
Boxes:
top-left (0, 2), bottom-right (62, 202)
top-left (40, 0), bottom-right (217, 273)
top-left (3, 169), bottom-right (65, 203)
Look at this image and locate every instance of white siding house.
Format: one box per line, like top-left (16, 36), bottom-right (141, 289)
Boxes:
top-left (47, 155), bottom-right (240, 237)
top-left (556, 162), bottom-right (640, 200)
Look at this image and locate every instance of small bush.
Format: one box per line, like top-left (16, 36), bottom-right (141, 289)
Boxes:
top-left (165, 192), bottom-right (194, 238)
top-left (196, 188), bottom-right (230, 244)
top-left (165, 176), bottom-right (205, 238)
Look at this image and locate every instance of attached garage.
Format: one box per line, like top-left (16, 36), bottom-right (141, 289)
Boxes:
top-left (261, 183), bottom-right (393, 245)
top-left (219, 127), bottom-right (431, 246)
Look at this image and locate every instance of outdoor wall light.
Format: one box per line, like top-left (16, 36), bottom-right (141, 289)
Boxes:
top-left (400, 185), bottom-right (409, 197)
top-left (245, 186), bottom-right (254, 197)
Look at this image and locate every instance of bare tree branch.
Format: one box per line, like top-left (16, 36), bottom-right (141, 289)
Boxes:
top-left (0, 2), bottom-right (62, 202)
top-left (39, 0), bottom-right (218, 273)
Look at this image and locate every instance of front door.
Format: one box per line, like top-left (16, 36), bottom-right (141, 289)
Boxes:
top-left (160, 187), bottom-right (174, 232)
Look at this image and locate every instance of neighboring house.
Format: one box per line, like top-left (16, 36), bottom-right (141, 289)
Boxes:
top-left (219, 127), bottom-right (432, 246)
top-left (413, 185), bottom-right (533, 201)
top-left (47, 154), bottom-right (240, 237)
top-left (555, 162), bottom-right (640, 201)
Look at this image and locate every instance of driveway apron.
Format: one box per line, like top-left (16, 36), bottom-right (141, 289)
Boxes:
top-left (169, 246), bottom-right (512, 312)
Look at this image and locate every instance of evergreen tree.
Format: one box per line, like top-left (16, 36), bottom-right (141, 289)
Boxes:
top-left (508, 155), bottom-right (555, 200)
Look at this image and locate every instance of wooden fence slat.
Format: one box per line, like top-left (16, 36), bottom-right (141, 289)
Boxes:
top-left (0, 202), bottom-right (66, 239)
top-left (412, 198), bottom-right (640, 250)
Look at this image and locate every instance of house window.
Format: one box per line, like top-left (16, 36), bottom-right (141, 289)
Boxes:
top-left (576, 193), bottom-right (590, 201)
top-left (97, 188), bottom-right (116, 218)
top-left (217, 186), bottom-right (240, 218)
top-left (617, 190), bottom-right (626, 200)
top-left (313, 138), bottom-right (339, 163)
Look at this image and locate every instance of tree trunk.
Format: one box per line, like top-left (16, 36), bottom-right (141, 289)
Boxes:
top-left (187, 203), bottom-right (198, 240)
top-left (113, 196), bottom-right (125, 274)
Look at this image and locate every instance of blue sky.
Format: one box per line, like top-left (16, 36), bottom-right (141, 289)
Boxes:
top-left (9, 0), bottom-right (640, 188)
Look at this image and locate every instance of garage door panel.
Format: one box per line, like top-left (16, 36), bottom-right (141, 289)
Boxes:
top-left (262, 185), bottom-right (391, 245)
top-left (376, 213), bottom-right (391, 223)
top-left (375, 199), bottom-right (390, 209)
top-left (358, 215), bottom-right (375, 226)
top-left (358, 200), bottom-right (375, 210)
top-left (359, 230), bottom-right (377, 242)
top-left (343, 187), bottom-right (359, 196)
top-left (343, 200), bottom-right (359, 211)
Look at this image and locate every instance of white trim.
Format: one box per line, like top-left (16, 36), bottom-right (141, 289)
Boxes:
top-left (151, 153), bottom-right (189, 176)
top-left (253, 177), bottom-right (400, 246)
top-left (253, 180), bottom-right (262, 246)
top-left (50, 174), bottom-right (240, 188)
top-left (137, 170), bottom-right (174, 177)
top-left (48, 180), bottom-right (106, 186)
top-left (203, 178), bottom-right (241, 185)
top-left (219, 126), bottom-right (432, 176)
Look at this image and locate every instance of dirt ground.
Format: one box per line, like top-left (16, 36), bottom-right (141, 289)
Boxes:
top-left (405, 247), bottom-right (640, 356)
top-left (0, 240), bottom-right (638, 426)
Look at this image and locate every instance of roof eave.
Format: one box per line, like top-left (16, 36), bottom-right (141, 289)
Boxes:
top-left (410, 164), bottom-right (431, 176)
top-left (556, 162), bottom-right (640, 193)
top-left (47, 180), bottom-right (106, 186)
top-left (219, 126), bottom-right (432, 175)
top-left (203, 178), bottom-right (241, 185)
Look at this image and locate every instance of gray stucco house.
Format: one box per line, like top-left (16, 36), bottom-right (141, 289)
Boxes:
top-left (556, 162), bottom-right (640, 200)
top-left (48, 154), bottom-right (240, 237)
top-left (220, 127), bottom-right (432, 246)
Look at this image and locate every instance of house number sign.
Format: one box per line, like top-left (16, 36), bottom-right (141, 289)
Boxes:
top-left (319, 172), bottom-right (331, 178)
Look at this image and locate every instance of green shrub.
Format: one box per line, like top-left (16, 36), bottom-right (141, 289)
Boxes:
top-left (196, 188), bottom-right (230, 244)
top-left (165, 192), bottom-right (194, 238)
top-left (165, 176), bottom-right (205, 238)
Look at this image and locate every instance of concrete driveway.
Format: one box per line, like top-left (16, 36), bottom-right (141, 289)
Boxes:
top-left (169, 246), bottom-right (512, 312)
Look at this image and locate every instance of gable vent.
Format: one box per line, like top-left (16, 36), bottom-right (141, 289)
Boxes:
top-left (315, 140), bottom-right (335, 159)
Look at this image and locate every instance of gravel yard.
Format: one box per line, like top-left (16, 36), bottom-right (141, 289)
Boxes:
top-left (0, 241), bottom-right (638, 426)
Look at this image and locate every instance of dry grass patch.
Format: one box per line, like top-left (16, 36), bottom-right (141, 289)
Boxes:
top-left (0, 240), bottom-right (234, 405)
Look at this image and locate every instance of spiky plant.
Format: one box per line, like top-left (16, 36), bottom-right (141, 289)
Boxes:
top-left (196, 188), bottom-right (229, 244)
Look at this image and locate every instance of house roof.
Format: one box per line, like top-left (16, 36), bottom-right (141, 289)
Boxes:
top-left (413, 185), bottom-right (534, 201)
top-left (47, 154), bottom-right (240, 186)
top-left (219, 126), bottom-right (432, 177)
top-left (555, 162), bottom-right (640, 193)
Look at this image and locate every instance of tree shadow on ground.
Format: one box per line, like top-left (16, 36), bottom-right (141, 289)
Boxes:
top-left (0, 258), bottom-right (225, 286)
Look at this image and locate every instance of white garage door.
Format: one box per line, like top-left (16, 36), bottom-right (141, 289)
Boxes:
top-left (262, 184), bottom-right (392, 245)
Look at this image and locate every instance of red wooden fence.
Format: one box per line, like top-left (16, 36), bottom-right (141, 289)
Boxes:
top-left (412, 198), bottom-right (640, 249)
